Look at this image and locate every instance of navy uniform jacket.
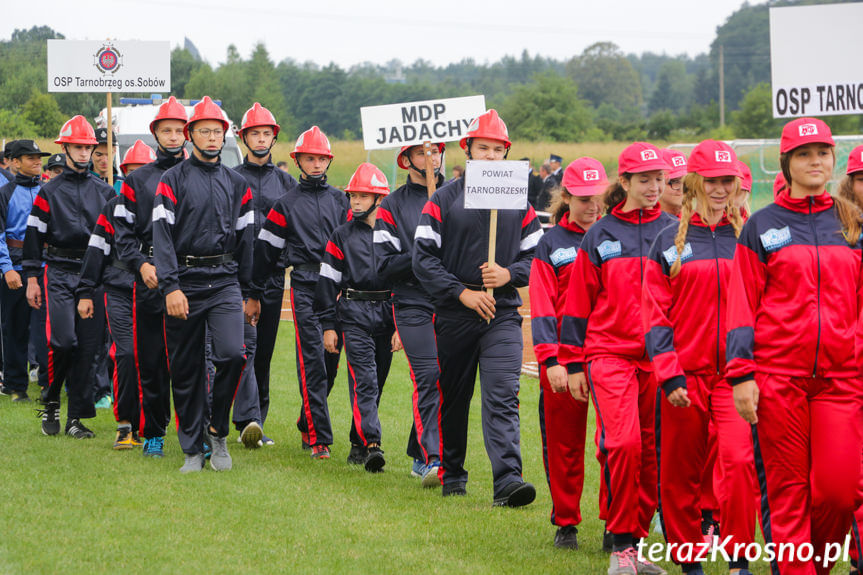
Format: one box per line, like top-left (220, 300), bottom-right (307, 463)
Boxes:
top-left (78, 196), bottom-right (135, 298)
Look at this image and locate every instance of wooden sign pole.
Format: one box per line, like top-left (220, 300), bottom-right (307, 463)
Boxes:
top-left (486, 208), bottom-right (498, 323)
top-left (423, 141), bottom-right (437, 199)
top-left (106, 91), bottom-right (113, 188)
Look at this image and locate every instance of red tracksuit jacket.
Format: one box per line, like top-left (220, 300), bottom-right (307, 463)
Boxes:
top-left (529, 217), bottom-right (587, 368)
top-left (642, 213), bottom-right (736, 395)
top-left (725, 190), bottom-right (863, 384)
top-left (560, 202), bottom-right (677, 370)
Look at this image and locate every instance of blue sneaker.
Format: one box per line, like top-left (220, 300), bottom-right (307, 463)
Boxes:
top-left (143, 436), bottom-right (164, 458)
top-left (94, 395), bottom-right (112, 409)
top-left (411, 458), bottom-right (427, 478)
top-left (422, 460), bottom-right (441, 488)
top-left (202, 436), bottom-right (212, 460)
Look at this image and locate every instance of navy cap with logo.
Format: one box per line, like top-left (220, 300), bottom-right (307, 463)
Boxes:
top-left (95, 128), bottom-right (110, 145)
top-left (4, 140), bottom-right (19, 159)
top-left (45, 153), bottom-right (66, 169)
top-left (8, 140), bottom-right (51, 159)
top-left (549, 154), bottom-right (563, 163)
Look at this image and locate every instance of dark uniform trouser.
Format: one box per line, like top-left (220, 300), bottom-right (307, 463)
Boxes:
top-left (165, 282), bottom-right (245, 455)
top-left (252, 274), bottom-right (285, 426)
top-left (232, 321), bottom-right (260, 428)
top-left (290, 284), bottom-right (338, 446)
top-left (104, 288), bottom-right (139, 429)
top-left (434, 309), bottom-right (524, 496)
top-left (396, 304), bottom-right (441, 463)
top-left (1, 280), bottom-right (32, 391)
top-left (134, 283), bottom-right (171, 439)
top-left (343, 322), bottom-right (394, 446)
top-left (40, 265), bottom-right (102, 419)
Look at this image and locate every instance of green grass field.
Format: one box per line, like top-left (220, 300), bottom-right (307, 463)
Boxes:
top-left (1, 321), bottom-right (843, 574)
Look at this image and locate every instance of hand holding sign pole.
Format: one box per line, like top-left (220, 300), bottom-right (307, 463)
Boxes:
top-left (464, 160), bottom-right (529, 322)
top-left (424, 141), bottom-right (437, 198)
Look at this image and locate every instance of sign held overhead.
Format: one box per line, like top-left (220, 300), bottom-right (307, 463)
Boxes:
top-left (770, 4), bottom-right (863, 118)
top-left (361, 95), bottom-right (486, 150)
top-left (464, 160), bottom-right (529, 211)
top-left (47, 40), bottom-right (171, 93)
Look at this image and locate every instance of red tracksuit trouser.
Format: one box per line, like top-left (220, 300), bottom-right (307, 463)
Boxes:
top-left (539, 365), bottom-right (589, 527)
top-left (752, 372), bottom-right (861, 575)
top-left (587, 356), bottom-right (658, 538)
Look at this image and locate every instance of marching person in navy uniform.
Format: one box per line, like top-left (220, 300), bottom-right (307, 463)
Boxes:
top-left (413, 109), bottom-right (541, 506)
top-left (374, 141), bottom-right (445, 483)
top-left (0, 140), bottom-right (50, 402)
top-left (315, 163), bottom-right (400, 472)
top-left (112, 97), bottom-right (187, 458)
top-left (529, 157), bottom-right (607, 549)
top-left (24, 116), bottom-right (114, 438)
top-left (231, 103), bottom-right (298, 448)
top-left (247, 125), bottom-right (348, 460)
top-left (152, 96), bottom-right (255, 473)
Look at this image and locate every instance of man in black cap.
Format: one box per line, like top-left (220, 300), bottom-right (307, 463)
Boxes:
top-left (92, 128), bottom-right (123, 194)
top-left (522, 157), bottom-right (543, 211)
top-left (0, 140), bottom-right (50, 401)
top-left (0, 142), bottom-right (16, 185)
top-left (549, 154), bottom-right (563, 185)
top-left (43, 154), bottom-right (66, 181)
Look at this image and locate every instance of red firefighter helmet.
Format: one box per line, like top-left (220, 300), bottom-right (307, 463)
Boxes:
top-left (239, 103), bottom-right (280, 138)
top-left (396, 143), bottom-right (446, 170)
top-left (183, 96), bottom-right (229, 140)
top-left (120, 140), bottom-right (157, 174)
top-left (290, 126), bottom-right (333, 159)
top-left (55, 115), bottom-right (99, 146)
top-left (459, 109), bottom-right (511, 150)
top-left (344, 163), bottom-right (389, 196)
top-left (149, 96), bottom-right (188, 136)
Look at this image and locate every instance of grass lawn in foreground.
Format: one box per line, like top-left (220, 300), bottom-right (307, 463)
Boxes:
top-left (0, 322), bottom-right (843, 574)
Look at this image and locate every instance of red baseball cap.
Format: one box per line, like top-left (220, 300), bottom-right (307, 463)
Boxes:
top-left (687, 140), bottom-right (740, 178)
top-left (773, 172), bottom-right (787, 198)
top-left (737, 160), bottom-right (753, 192)
top-left (661, 149), bottom-right (687, 180)
top-left (562, 157), bottom-right (609, 197)
top-left (618, 142), bottom-right (669, 176)
top-left (847, 144), bottom-right (863, 175)
top-left (780, 117), bottom-right (834, 153)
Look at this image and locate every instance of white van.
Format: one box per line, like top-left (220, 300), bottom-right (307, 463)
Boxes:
top-left (96, 95), bottom-right (244, 169)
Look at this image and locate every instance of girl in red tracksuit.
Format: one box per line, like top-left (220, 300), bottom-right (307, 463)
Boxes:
top-left (561, 142), bottom-right (674, 575)
top-left (643, 140), bottom-right (757, 575)
top-left (529, 157), bottom-right (607, 550)
top-left (727, 118), bottom-right (863, 575)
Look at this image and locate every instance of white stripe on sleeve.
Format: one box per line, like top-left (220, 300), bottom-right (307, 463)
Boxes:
top-left (319, 262), bottom-right (342, 284)
top-left (414, 225), bottom-right (441, 248)
top-left (373, 229), bottom-right (401, 251)
top-left (258, 228), bottom-right (286, 250)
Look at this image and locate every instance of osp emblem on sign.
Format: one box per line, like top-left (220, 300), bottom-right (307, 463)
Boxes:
top-left (94, 43), bottom-right (123, 75)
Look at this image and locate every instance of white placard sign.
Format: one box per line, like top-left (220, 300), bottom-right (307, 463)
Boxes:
top-left (47, 40), bottom-right (171, 93)
top-left (464, 160), bottom-right (529, 210)
top-left (361, 95), bottom-right (486, 150)
top-left (770, 4), bottom-right (863, 118)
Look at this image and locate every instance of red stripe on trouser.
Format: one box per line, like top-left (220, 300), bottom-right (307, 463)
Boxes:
top-left (132, 285), bottom-right (146, 434)
top-left (432, 314), bottom-right (445, 483)
top-left (290, 288), bottom-right (317, 445)
top-left (658, 373), bottom-right (717, 564)
top-left (752, 373), bottom-right (862, 575)
top-left (588, 356), bottom-right (658, 538)
top-left (699, 419), bottom-right (719, 515)
top-left (540, 364), bottom-right (588, 527)
top-left (344, 338), bottom-right (367, 446)
top-left (42, 267), bottom-right (55, 388)
top-left (711, 379), bottom-right (758, 557)
top-left (393, 306), bottom-right (428, 462)
top-left (162, 315), bottom-right (180, 433)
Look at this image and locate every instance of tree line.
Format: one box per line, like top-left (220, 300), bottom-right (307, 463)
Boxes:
top-left (1, 0), bottom-right (860, 144)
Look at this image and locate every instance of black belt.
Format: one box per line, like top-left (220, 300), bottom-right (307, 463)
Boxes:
top-left (177, 253), bottom-right (234, 267)
top-left (293, 263), bottom-right (320, 272)
top-left (110, 258), bottom-right (132, 273)
top-left (47, 245), bottom-right (86, 260)
top-left (342, 289), bottom-right (390, 301)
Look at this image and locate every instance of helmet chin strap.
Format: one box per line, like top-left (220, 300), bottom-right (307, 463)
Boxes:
top-left (465, 139), bottom-right (509, 161)
top-left (296, 158), bottom-right (330, 185)
top-left (243, 134), bottom-right (275, 159)
top-left (192, 139), bottom-right (224, 160)
top-left (407, 156), bottom-right (442, 181)
top-left (351, 197), bottom-right (380, 221)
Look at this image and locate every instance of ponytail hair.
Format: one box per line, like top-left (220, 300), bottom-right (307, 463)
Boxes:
top-left (548, 186), bottom-right (573, 225)
top-left (604, 174), bottom-right (631, 214)
top-left (780, 148), bottom-right (861, 244)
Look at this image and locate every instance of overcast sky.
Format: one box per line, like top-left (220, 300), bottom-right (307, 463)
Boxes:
top-left (3, 0), bottom-right (750, 68)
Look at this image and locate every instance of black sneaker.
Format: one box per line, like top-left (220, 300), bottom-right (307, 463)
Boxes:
top-left (602, 529), bottom-right (614, 553)
top-left (364, 444), bottom-right (385, 473)
top-left (38, 402), bottom-right (60, 436)
top-left (442, 482), bottom-right (467, 497)
top-left (65, 418), bottom-right (95, 439)
top-left (492, 481), bottom-right (536, 508)
top-left (11, 390), bottom-right (30, 402)
top-left (554, 525), bottom-right (579, 549)
top-left (346, 443), bottom-right (368, 465)
top-left (0, 384), bottom-right (11, 396)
